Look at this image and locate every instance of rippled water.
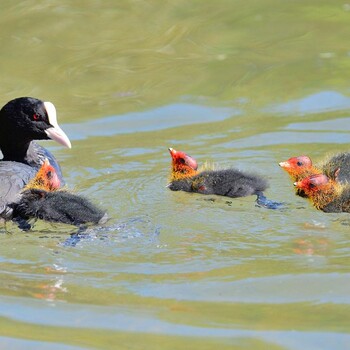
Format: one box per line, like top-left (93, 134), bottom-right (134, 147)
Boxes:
top-left (1, 1), bottom-right (350, 349)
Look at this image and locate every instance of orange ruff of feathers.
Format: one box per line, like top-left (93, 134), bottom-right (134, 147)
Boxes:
top-left (168, 147), bottom-right (199, 181)
top-left (25, 159), bottom-right (61, 191)
top-left (294, 174), bottom-right (350, 212)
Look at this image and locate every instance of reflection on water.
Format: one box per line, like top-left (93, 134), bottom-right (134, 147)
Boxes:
top-left (0, 336), bottom-right (85, 350)
top-left (287, 117), bottom-right (350, 131)
top-left (264, 91), bottom-right (350, 116)
top-left (128, 273), bottom-right (350, 303)
top-left (220, 131), bottom-right (350, 149)
top-left (65, 103), bottom-right (239, 140)
top-left (0, 0), bottom-right (350, 349)
top-left (30, 263), bottom-right (68, 303)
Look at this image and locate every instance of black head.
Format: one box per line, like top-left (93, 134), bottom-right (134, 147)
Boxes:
top-left (0, 97), bottom-right (71, 159)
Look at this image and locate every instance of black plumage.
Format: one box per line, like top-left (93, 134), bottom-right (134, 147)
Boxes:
top-left (12, 189), bottom-right (107, 227)
top-left (321, 152), bottom-right (350, 183)
top-left (322, 187), bottom-right (350, 213)
top-left (168, 168), bottom-right (268, 198)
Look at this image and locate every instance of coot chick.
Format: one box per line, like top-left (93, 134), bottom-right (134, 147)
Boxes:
top-left (279, 153), bottom-right (350, 197)
top-left (279, 156), bottom-right (320, 197)
top-left (10, 161), bottom-right (107, 229)
top-left (294, 174), bottom-right (350, 213)
top-left (168, 147), bottom-right (268, 199)
top-left (13, 190), bottom-right (107, 227)
top-left (0, 97), bottom-right (71, 183)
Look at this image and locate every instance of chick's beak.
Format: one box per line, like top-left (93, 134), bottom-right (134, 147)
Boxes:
top-left (279, 161), bottom-right (290, 168)
top-left (168, 147), bottom-right (177, 158)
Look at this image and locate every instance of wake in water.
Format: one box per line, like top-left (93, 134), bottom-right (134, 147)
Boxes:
top-left (61, 215), bottom-right (161, 247)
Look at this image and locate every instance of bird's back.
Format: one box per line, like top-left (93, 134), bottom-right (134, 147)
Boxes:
top-left (321, 152), bottom-right (350, 183)
top-left (13, 189), bottom-right (107, 226)
top-left (169, 168), bottom-right (268, 198)
top-left (196, 169), bottom-right (268, 197)
top-left (0, 161), bottom-right (36, 219)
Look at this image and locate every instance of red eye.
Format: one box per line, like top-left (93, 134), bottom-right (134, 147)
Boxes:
top-left (33, 114), bottom-right (39, 120)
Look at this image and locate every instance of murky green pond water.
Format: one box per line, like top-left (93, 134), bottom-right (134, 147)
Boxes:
top-left (0, 1), bottom-right (350, 349)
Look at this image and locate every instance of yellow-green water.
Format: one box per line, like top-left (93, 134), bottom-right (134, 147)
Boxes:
top-left (0, 1), bottom-right (350, 349)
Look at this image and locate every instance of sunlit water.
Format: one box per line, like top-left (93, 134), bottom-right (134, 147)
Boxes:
top-left (0, 1), bottom-right (350, 349)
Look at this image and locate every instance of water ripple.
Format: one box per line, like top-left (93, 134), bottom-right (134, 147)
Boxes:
top-left (64, 103), bottom-right (240, 140)
top-left (0, 295), bottom-right (349, 350)
top-left (263, 91), bottom-right (350, 116)
top-left (128, 273), bottom-right (350, 304)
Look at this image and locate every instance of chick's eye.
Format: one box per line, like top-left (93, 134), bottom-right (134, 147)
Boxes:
top-left (179, 158), bottom-right (186, 164)
top-left (46, 171), bottom-right (52, 179)
top-left (33, 114), bottom-right (40, 121)
top-left (309, 183), bottom-right (315, 188)
top-left (297, 161), bottom-right (303, 166)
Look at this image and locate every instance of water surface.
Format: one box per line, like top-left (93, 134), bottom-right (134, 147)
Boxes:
top-left (0, 1), bottom-right (350, 349)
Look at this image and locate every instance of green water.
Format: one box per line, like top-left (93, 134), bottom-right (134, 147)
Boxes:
top-left (0, 1), bottom-right (350, 349)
